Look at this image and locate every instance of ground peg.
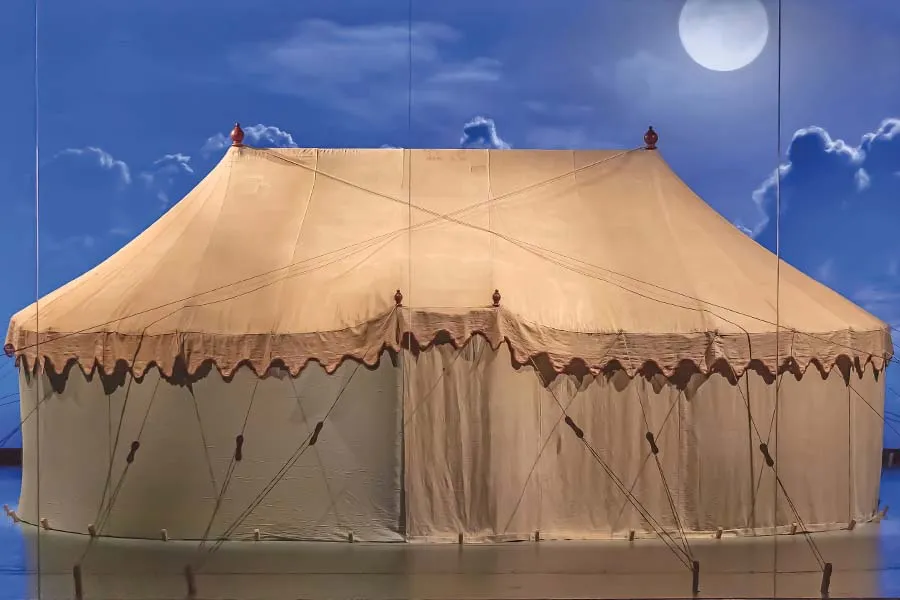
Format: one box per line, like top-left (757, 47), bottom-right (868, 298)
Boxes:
top-left (73, 564), bottom-right (84, 600)
top-left (821, 562), bottom-right (833, 597)
top-left (692, 560), bottom-right (700, 595)
top-left (185, 565), bottom-right (197, 599)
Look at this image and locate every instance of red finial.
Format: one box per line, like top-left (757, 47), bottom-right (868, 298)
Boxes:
top-left (230, 123), bottom-right (245, 147)
top-left (394, 289), bottom-right (403, 307)
top-left (492, 289), bottom-right (501, 307)
top-left (644, 126), bottom-right (658, 150)
top-left (2, 343), bottom-right (13, 358)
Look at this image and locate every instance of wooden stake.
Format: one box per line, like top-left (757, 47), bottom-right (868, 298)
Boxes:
top-left (691, 560), bottom-right (700, 596)
top-left (820, 562), bottom-right (833, 596)
top-left (73, 564), bottom-right (84, 600)
top-left (184, 565), bottom-right (197, 599)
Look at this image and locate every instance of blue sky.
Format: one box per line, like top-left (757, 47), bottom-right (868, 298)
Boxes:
top-left (0, 0), bottom-right (898, 446)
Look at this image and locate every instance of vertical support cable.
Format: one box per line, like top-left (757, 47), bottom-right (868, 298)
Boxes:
top-left (400, 0), bottom-right (413, 539)
top-left (33, 0), bottom-right (42, 595)
top-left (773, 0), bottom-right (783, 595)
top-left (848, 383), bottom-right (852, 523)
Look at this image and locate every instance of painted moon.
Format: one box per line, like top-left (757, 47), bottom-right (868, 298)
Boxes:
top-left (678, 0), bottom-right (770, 72)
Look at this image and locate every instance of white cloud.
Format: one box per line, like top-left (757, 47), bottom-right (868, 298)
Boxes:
top-left (745, 163), bottom-right (791, 237)
top-left (428, 57), bottom-right (502, 84)
top-left (791, 125), bottom-right (866, 164)
top-left (138, 153), bottom-right (197, 209)
top-left (42, 233), bottom-right (97, 253)
top-left (888, 258), bottom-right (899, 277)
top-left (202, 124), bottom-right (298, 155)
top-left (155, 153), bottom-right (194, 174)
top-left (232, 20), bottom-right (502, 122)
top-left (853, 285), bottom-right (900, 327)
top-left (460, 116), bottom-right (510, 149)
top-left (747, 119), bottom-right (900, 237)
top-left (734, 222), bottom-right (754, 236)
top-left (861, 118), bottom-right (900, 146)
top-left (855, 167), bottom-right (871, 191)
top-left (815, 258), bottom-right (835, 283)
top-left (56, 147), bottom-right (131, 185)
top-left (109, 227), bottom-right (131, 238)
top-left (140, 153), bottom-right (194, 186)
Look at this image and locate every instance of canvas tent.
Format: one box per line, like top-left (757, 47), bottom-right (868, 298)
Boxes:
top-left (4, 125), bottom-right (893, 546)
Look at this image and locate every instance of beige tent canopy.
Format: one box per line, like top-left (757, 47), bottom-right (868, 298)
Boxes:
top-left (3, 125), bottom-right (894, 545)
top-left (5, 127), bottom-right (891, 380)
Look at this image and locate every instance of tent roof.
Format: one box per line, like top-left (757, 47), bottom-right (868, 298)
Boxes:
top-left (5, 142), bottom-right (893, 379)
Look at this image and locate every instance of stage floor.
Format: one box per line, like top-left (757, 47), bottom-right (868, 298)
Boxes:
top-left (3, 466), bottom-right (900, 599)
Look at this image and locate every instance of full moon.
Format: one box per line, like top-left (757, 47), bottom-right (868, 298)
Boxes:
top-left (678, 0), bottom-right (770, 72)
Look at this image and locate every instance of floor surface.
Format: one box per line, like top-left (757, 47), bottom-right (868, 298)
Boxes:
top-left (4, 466), bottom-right (900, 599)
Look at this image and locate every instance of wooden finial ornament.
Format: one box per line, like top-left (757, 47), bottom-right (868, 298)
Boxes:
top-left (644, 126), bottom-right (658, 150)
top-left (230, 123), bottom-right (245, 147)
top-left (394, 289), bottom-right (403, 307)
top-left (492, 289), bottom-right (501, 307)
top-left (3, 343), bottom-right (14, 358)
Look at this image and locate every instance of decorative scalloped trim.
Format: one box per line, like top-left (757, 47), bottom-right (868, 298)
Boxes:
top-left (6, 307), bottom-right (893, 387)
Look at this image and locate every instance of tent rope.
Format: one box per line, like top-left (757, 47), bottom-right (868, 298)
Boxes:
top-left (622, 335), bottom-right (695, 562)
top-left (288, 375), bottom-right (346, 533)
top-left (195, 378), bottom-right (260, 554)
top-left (79, 374), bottom-right (161, 566)
top-left (195, 362), bottom-right (361, 570)
top-left (528, 357), bottom-right (692, 571)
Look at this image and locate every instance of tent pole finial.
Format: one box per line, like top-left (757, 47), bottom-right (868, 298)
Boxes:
top-left (231, 123), bottom-right (245, 147)
top-left (644, 126), bottom-right (658, 150)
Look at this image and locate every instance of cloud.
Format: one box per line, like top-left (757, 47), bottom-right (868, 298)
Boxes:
top-left (42, 232), bottom-right (97, 253)
top-left (138, 153), bottom-right (197, 209)
top-left (854, 285), bottom-right (900, 328)
top-left (109, 227), bottom-right (131, 237)
top-left (855, 168), bottom-right (871, 191)
top-left (460, 116), bottom-right (510, 149)
top-left (56, 147), bottom-right (131, 185)
top-left (739, 164), bottom-right (790, 237)
top-left (202, 124), bottom-right (299, 155)
top-left (154, 153), bottom-right (194, 175)
top-left (745, 118), bottom-right (900, 237)
top-left (742, 119), bottom-right (900, 329)
top-left (814, 258), bottom-right (835, 284)
top-left (232, 20), bottom-right (502, 122)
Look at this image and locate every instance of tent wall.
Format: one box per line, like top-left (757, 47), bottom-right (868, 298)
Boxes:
top-left (16, 358), bottom-right (404, 542)
top-left (16, 340), bottom-right (883, 542)
top-left (403, 339), bottom-right (883, 540)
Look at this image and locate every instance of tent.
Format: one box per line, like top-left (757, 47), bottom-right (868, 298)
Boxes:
top-left (4, 125), bottom-right (893, 546)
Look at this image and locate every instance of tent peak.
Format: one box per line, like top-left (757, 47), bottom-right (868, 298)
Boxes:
top-left (230, 123), bottom-right (245, 147)
top-left (644, 126), bottom-right (659, 150)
